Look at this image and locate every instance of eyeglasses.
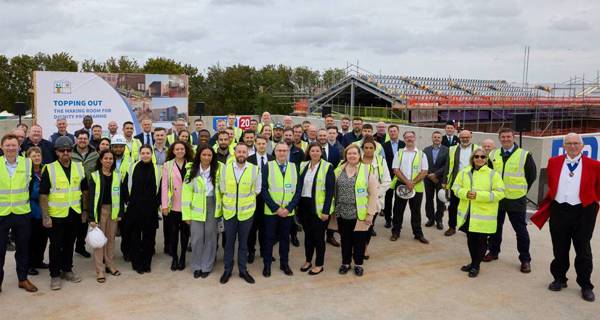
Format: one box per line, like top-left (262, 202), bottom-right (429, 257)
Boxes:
top-left (57, 149), bottom-right (72, 153)
top-left (473, 155), bottom-right (487, 160)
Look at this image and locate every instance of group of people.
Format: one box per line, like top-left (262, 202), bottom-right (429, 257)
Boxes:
top-left (0, 112), bottom-right (598, 303)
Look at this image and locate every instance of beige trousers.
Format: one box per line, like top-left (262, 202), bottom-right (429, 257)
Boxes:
top-left (94, 205), bottom-right (118, 275)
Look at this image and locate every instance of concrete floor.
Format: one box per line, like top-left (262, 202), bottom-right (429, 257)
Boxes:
top-left (0, 213), bottom-right (598, 320)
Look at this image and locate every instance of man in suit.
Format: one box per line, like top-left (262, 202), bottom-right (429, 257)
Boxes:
top-left (422, 131), bottom-right (448, 230)
top-left (134, 118), bottom-right (154, 146)
top-left (320, 128), bottom-right (342, 167)
top-left (247, 136), bottom-right (275, 264)
top-left (441, 121), bottom-right (460, 147)
top-left (532, 133), bottom-right (600, 302)
top-left (283, 128), bottom-right (304, 247)
top-left (190, 118), bottom-right (204, 146)
top-left (382, 124), bottom-right (406, 228)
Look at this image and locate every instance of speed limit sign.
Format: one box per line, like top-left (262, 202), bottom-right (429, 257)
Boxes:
top-left (238, 116), bottom-right (252, 130)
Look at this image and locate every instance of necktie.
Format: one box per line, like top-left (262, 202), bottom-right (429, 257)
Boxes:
top-left (323, 146), bottom-right (327, 160)
top-left (261, 156), bottom-right (265, 167)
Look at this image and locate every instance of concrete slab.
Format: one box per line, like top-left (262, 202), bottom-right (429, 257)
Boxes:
top-left (0, 215), bottom-right (598, 320)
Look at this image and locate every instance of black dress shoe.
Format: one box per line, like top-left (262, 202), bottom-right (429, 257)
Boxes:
top-left (415, 236), bottom-right (429, 244)
top-left (461, 264), bottom-right (472, 272)
top-left (37, 262), bottom-right (49, 269)
top-left (354, 266), bottom-right (364, 276)
top-left (248, 253), bottom-right (255, 264)
top-left (370, 229), bottom-right (377, 237)
top-left (327, 237), bottom-right (340, 247)
top-left (263, 267), bottom-right (271, 278)
top-left (136, 269), bottom-right (145, 274)
top-left (384, 221), bottom-right (392, 228)
top-left (425, 220), bottom-right (435, 227)
top-left (75, 248), bottom-right (91, 258)
top-left (170, 259), bottom-right (178, 271)
top-left (548, 281), bottom-right (568, 291)
top-left (28, 268), bottom-right (39, 276)
top-left (145, 267), bottom-right (151, 273)
top-left (291, 236), bottom-right (300, 247)
top-left (178, 258), bottom-right (186, 271)
top-left (390, 233), bottom-right (399, 241)
top-left (200, 271), bottom-right (210, 278)
top-left (194, 270), bottom-right (202, 279)
top-left (436, 222), bottom-right (443, 230)
top-left (239, 271), bottom-right (255, 284)
top-left (300, 263), bottom-right (312, 272)
top-left (339, 265), bottom-right (350, 275)
top-left (582, 288), bottom-right (595, 302)
top-left (220, 271), bottom-right (231, 284)
top-left (280, 265), bottom-right (294, 276)
top-left (468, 268), bottom-right (479, 278)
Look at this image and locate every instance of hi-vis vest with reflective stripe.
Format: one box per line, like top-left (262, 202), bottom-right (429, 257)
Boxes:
top-left (491, 148), bottom-right (529, 199)
top-left (116, 155), bottom-right (131, 183)
top-left (390, 150), bottom-right (424, 192)
top-left (300, 160), bottom-right (331, 218)
top-left (47, 161), bottom-right (84, 218)
top-left (164, 160), bottom-right (192, 210)
top-left (0, 156), bottom-right (31, 216)
top-left (334, 163), bottom-right (369, 221)
top-left (91, 170), bottom-right (121, 222)
top-left (127, 160), bottom-right (161, 195)
top-left (447, 143), bottom-right (479, 189)
top-left (182, 163), bottom-right (223, 222)
top-left (265, 161), bottom-right (298, 216)
top-left (219, 161), bottom-right (258, 221)
top-left (127, 138), bottom-right (142, 161)
top-left (452, 165), bottom-right (505, 234)
top-left (296, 141), bottom-right (308, 152)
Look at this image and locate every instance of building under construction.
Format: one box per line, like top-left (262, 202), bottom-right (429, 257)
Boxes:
top-left (306, 66), bottom-right (600, 136)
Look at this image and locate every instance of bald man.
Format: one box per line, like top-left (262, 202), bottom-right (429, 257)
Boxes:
top-left (481, 139), bottom-right (496, 156)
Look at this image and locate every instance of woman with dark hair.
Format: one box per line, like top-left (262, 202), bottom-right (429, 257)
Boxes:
top-left (178, 129), bottom-right (197, 156)
top-left (162, 141), bottom-right (194, 271)
top-left (297, 143), bottom-right (335, 275)
top-left (26, 147), bottom-right (49, 276)
top-left (182, 143), bottom-right (221, 278)
top-left (88, 149), bottom-right (127, 283)
top-left (452, 148), bottom-right (505, 278)
top-left (125, 145), bottom-right (162, 274)
top-left (97, 137), bottom-right (111, 152)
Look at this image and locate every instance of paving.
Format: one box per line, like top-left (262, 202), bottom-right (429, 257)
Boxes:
top-left (0, 214), bottom-right (598, 320)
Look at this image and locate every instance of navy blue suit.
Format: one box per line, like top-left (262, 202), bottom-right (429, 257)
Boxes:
top-left (322, 142), bottom-right (342, 168)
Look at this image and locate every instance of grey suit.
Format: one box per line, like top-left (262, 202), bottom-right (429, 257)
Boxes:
top-left (422, 145), bottom-right (448, 224)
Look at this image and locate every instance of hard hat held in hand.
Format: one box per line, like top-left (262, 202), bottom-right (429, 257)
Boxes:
top-left (395, 184), bottom-right (415, 199)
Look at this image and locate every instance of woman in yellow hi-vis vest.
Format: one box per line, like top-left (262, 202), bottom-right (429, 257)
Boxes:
top-left (332, 144), bottom-right (378, 277)
top-left (88, 149), bottom-right (127, 283)
top-left (452, 148), bottom-right (505, 278)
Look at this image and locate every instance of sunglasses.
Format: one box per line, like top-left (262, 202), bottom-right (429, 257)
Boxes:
top-left (57, 149), bottom-right (72, 153)
top-left (473, 155), bottom-right (487, 160)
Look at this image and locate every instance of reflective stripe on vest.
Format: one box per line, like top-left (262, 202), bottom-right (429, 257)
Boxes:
top-left (455, 167), bottom-right (500, 234)
top-left (334, 163), bottom-right (369, 220)
top-left (447, 144), bottom-right (478, 188)
top-left (393, 149), bottom-right (424, 192)
top-left (47, 161), bottom-right (83, 217)
top-left (265, 161), bottom-right (297, 216)
top-left (491, 148), bottom-right (528, 199)
top-left (301, 160), bottom-right (331, 217)
top-left (219, 162), bottom-right (257, 221)
top-left (91, 170), bottom-right (121, 222)
top-left (0, 156), bottom-right (31, 215)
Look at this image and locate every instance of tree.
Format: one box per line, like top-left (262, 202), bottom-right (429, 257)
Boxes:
top-left (0, 55), bottom-right (11, 111)
top-left (8, 54), bottom-right (41, 113)
top-left (143, 57), bottom-right (187, 74)
top-left (36, 52), bottom-right (78, 72)
top-left (105, 56), bottom-right (141, 73)
top-left (322, 68), bottom-right (346, 87)
top-left (81, 59), bottom-right (108, 72)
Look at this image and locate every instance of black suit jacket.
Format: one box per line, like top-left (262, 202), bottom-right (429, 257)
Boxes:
top-left (134, 132), bottom-right (154, 146)
top-left (322, 142), bottom-right (342, 167)
top-left (422, 145), bottom-right (449, 179)
top-left (382, 140), bottom-right (406, 176)
top-left (441, 135), bottom-right (459, 148)
top-left (248, 153), bottom-right (274, 168)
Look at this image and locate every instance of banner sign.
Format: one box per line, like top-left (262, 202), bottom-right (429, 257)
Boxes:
top-left (34, 71), bottom-right (188, 138)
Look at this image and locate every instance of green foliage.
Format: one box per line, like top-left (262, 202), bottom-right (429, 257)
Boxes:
top-left (0, 52), bottom-right (344, 115)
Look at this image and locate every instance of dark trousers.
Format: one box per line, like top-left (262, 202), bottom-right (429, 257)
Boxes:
top-left (29, 217), bottom-right (48, 268)
top-left (48, 210), bottom-right (79, 278)
top-left (467, 231), bottom-right (488, 269)
top-left (264, 214), bottom-right (292, 268)
top-left (163, 213), bottom-right (170, 252)
top-left (488, 209), bottom-right (531, 262)
top-left (129, 222), bottom-right (156, 271)
top-left (549, 201), bottom-right (598, 290)
top-left (119, 219), bottom-right (130, 259)
top-left (0, 213), bottom-right (31, 282)
top-left (338, 218), bottom-right (368, 266)
top-left (392, 192), bottom-right (424, 237)
top-left (168, 211), bottom-right (190, 261)
top-left (298, 198), bottom-right (326, 267)
top-left (384, 189), bottom-right (394, 224)
top-left (223, 216), bottom-right (253, 273)
top-left (248, 197), bottom-right (266, 257)
top-left (424, 180), bottom-right (444, 223)
top-left (75, 221), bottom-right (87, 251)
top-left (290, 220), bottom-right (298, 239)
top-left (447, 191), bottom-right (459, 228)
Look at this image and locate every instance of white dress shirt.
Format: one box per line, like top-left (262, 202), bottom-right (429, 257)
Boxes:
top-left (302, 162), bottom-right (320, 197)
top-left (5, 157), bottom-right (18, 177)
top-left (459, 144), bottom-right (473, 171)
top-left (555, 154), bottom-right (582, 205)
top-left (256, 153), bottom-right (269, 167)
top-left (233, 161), bottom-right (261, 195)
top-left (198, 165), bottom-right (214, 196)
top-left (392, 148), bottom-right (429, 180)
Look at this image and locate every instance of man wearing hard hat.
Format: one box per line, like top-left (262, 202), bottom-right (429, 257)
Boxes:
top-left (110, 135), bottom-right (133, 261)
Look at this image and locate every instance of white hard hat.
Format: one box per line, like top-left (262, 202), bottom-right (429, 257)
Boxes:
top-left (111, 134), bottom-right (127, 145)
top-left (438, 188), bottom-right (449, 203)
top-left (395, 184), bottom-right (415, 199)
top-left (85, 226), bottom-right (107, 249)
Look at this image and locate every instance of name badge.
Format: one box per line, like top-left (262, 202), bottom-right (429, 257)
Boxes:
top-left (285, 183), bottom-right (292, 188)
top-left (357, 188), bottom-right (366, 193)
top-left (113, 187), bottom-right (120, 192)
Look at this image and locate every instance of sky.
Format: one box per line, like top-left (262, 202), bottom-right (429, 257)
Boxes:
top-left (1, 0), bottom-right (599, 84)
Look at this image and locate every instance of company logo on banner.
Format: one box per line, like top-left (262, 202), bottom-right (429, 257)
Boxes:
top-left (551, 136), bottom-right (599, 160)
top-left (35, 71), bottom-right (189, 139)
